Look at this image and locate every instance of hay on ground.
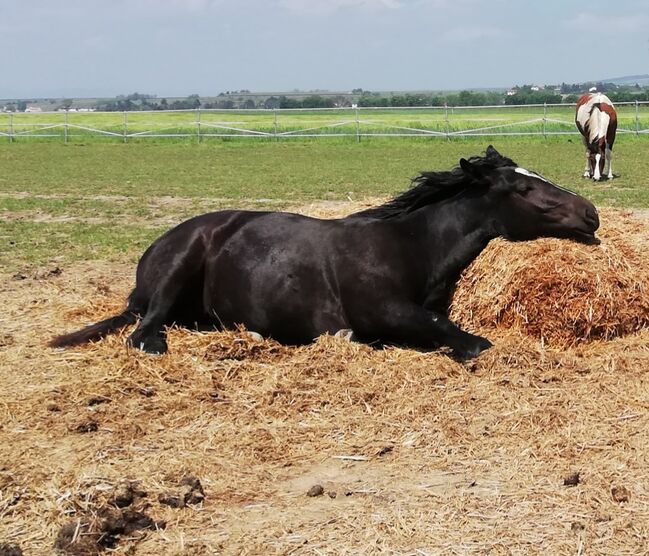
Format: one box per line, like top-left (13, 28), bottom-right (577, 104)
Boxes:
top-left (1, 208), bottom-right (649, 555)
top-left (452, 209), bottom-right (649, 346)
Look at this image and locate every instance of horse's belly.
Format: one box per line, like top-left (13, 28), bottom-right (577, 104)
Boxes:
top-left (205, 262), bottom-right (347, 344)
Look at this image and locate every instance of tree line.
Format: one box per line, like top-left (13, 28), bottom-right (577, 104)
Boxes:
top-left (5, 82), bottom-right (649, 113)
top-left (93, 84), bottom-right (649, 111)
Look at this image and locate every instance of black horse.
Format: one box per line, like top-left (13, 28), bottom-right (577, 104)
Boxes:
top-left (50, 146), bottom-right (600, 359)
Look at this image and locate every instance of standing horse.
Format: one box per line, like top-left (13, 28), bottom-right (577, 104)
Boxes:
top-left (575, 91), bottom-right (617, 180)
top-left (50, 146), bottom-right (600, 360)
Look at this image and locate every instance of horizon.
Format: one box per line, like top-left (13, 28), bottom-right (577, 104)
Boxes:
top-left (3, 73), bottom-right (649, 104)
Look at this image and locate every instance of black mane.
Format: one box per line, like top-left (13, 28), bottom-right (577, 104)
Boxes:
top-left (351, 147), bottom-right (517, 220)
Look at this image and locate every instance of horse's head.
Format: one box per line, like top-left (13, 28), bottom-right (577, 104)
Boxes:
top-left (460, 147), bottom-right (600, 245)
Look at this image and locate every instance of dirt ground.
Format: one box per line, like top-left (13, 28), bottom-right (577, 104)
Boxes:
top-left (1, 207), bottom-right (649, 555)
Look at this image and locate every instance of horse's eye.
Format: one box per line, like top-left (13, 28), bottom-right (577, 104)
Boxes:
top-left (541, 200), bottom-right (561, 211)
top-left (517, 183), bottom-right (534, 195)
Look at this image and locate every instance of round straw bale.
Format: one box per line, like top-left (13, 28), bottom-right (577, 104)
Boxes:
top-left (451, 209), bottom-right (649, 346)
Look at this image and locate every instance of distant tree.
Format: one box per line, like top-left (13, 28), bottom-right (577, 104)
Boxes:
top-left (187, 94), bottom-right (201, 109)
top-left (504, 87), bottom-right (561, 105)
top-left (264, 96), bottom-right (280, 109)
top-left (331, 95), bottom-right (351, 108)
top-left (278, 96), bottom-right (301, 109)
top-left (357, 92), bottom-right (389, 107)
top-left (301, 95), bottom-right (335, 108)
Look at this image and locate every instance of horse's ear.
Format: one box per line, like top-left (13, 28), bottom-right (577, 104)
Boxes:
top-left (486, 145), bottom-right (501, 158)
top-left (460, 158), bottom-right (484, 180)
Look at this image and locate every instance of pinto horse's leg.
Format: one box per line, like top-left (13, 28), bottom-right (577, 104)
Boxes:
top-left (592, 152), bottom-right (602, 181)
top-left (605, 145), bottom-right (613, 179)
top-left (355, 302), bottom-right (492, 360)
top-left (583, 150), bottom-right (591, 178)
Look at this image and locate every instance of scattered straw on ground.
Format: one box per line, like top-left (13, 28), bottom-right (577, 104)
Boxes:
top-left (1, 208), bottom-right (648, 555)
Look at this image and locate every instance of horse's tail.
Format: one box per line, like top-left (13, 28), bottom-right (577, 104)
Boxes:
top-left (49, 309), bottom-right (139, 348)
top-left (49, 290), bottom-right (146, 348)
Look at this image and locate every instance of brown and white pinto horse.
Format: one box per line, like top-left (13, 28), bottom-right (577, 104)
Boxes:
top-left (575, 92), bottom-right (617, 181)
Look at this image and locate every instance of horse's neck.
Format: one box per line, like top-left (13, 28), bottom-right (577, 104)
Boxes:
top-left (412, 198), bottom-right (496, 299)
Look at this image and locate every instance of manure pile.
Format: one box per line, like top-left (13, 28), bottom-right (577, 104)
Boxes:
top-left (0, 209), bottom-right (648, 555)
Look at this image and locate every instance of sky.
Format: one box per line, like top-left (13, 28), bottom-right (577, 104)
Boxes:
top-left (1, 0), bottom-right (648, 98)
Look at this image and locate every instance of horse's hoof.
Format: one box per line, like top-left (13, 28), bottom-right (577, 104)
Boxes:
top-left (454, 336), bottom-right (493, 360)
top-left (128, 333), bottom-right (168, 354)
top-left (334, 328), bottom-right (355, 341)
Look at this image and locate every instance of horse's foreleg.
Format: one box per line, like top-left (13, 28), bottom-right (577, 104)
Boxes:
top-left (356, 303), bottom-right (492, 360)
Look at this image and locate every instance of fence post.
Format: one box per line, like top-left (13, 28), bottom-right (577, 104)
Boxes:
top-left (444, 104), bottom-right (450, 140)
top-left (543, 102), bottom-right (547, 138)
top-left (636, 100), bottom-right (640, 136)
top-left (64, 110), bottom-right (69, 144)
top-left (273, 108), bottom-right (278, 141)
top-left (8, 113), bottom-right (13, 143)
top-left (197, 108), bottom-right (201, 143)
top-left (355, 105), bottom-right (360, 143)
top-left (123, 111), bottom-right (128, 143)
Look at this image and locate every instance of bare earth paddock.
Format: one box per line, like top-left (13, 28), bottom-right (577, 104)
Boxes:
top-left (1, 196), bottom-right (649, 555)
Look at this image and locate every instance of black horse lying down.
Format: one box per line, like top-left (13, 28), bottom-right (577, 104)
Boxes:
top-left (50, 146), bottom-right (600, 359)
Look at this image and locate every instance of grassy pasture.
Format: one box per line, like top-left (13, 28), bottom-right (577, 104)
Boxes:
top-left (1, 136), bottom-right (649, 269)
top-left (4, 103), bottom-right (649, 140)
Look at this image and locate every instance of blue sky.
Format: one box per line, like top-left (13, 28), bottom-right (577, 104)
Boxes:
top-left (1, 0), bottom-right (648, 98)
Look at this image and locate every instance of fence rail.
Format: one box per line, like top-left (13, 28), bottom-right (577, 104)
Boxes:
top-left (3, 101), bottom-right (649, 142)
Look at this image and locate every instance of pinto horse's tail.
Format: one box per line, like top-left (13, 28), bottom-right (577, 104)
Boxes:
top-left (49, 308), bottom-right (139, 348)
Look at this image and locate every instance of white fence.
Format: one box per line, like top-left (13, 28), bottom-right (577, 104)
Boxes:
top-left (2, 101), bottom-right (649, 142)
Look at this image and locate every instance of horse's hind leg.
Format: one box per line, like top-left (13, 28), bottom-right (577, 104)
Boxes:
top-left (605, 145), bottom-right (613, 179)
top-left (127, 288), bottom-right (176, 354)
top-left (592, 152), bottom-right (602, 181)
top-left (128, 239), bottom-right (205, 354)
top-left (582, 149), bottom-right (591, 178)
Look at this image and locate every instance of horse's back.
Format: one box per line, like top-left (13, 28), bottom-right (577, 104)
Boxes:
top-left (575, 93), bottom-right (616, 146)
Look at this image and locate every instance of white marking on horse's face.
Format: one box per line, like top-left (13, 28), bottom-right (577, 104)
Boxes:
top-left (514, 167), bottom-right (577, 195)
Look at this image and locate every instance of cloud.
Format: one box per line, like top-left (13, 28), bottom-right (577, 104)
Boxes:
top-left (133, 0), bottom-right (226, 13)
top-left (438, 25), bottom-right (505, 43)
top-left (564, 12), bottom-right (649, 33)
top-left (277, 0), bottom-right (402, 16)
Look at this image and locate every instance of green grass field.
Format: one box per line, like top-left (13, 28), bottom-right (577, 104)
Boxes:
top-left (5, 104), bottom-right (649, 140)
top-left (1, 136), bottom-right (648, 269)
